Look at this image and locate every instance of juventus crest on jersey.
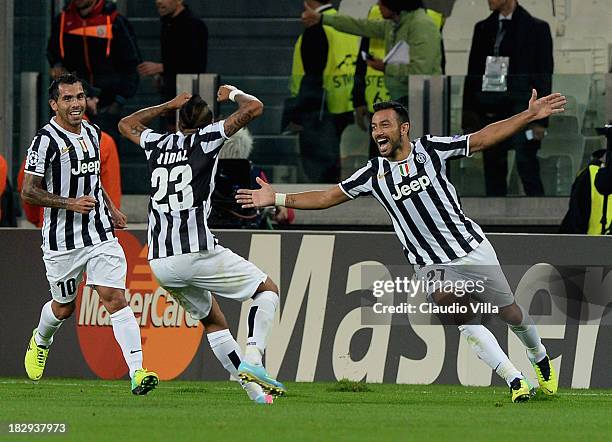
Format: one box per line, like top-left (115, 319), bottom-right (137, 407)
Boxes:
top-left (24, 118), bottom-right (115, 251)
top-left (339, 134), bottom-right (485, 265)
top-left (139, 121), bottom-right (228, 260)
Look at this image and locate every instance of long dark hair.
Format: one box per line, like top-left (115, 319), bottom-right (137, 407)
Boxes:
top-left (179, 95), bottom-right (213, 129)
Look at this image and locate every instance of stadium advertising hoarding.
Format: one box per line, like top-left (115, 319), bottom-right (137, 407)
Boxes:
top-left (1, 229), bottom-right (611, 388)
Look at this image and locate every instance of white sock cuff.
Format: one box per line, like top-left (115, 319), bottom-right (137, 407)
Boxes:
top-left (110, 306), bottom-right (136, 323)
top-left (207, 329), bottom-right (233, 347)
top-left (252, 290), bottom-right (279, 309)
top-left (43, 300), bottom-right (63, 323)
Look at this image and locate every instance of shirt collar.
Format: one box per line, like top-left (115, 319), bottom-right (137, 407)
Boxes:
top-left (498, 11), bottom-right (513, 20)
top-left (51, 117), bottom-right (84, 137)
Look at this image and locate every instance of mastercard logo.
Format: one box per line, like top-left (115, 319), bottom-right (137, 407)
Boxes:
top-left (75, 231), bottom-right (204, 380)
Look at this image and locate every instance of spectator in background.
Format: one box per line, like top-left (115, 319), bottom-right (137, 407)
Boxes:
top-left (47, 0), bottom-right (141, 143)
top-left (560, 149), bottom-right (612, 235)
top-left (18, 83), bottom-right (122, 227)
top-left (352, 3), bottom-right (447, 158)
top-left (138, 0), bottom-right (208, 130)
top-left (462, 0), bottom-right (552, 196)
top-left (288, 0), bottom-right (360, 183)
top-left (302, 0), bottom-right (441, 105)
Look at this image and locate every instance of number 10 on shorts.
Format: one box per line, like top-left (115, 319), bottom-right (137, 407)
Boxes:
top-left (56, 278), bottom-right (77, 298)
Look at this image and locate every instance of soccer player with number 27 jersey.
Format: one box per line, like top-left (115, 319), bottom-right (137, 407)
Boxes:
top-left (238, 91), bottom-right (567, 403)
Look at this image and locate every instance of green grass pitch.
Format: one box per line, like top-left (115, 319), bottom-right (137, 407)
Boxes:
top-left (1, 378), bottom-right (612, 441)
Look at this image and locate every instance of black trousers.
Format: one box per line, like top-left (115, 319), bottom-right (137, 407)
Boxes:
top-left (299, 111), bottom-right (353, 183)
top-left (482, 115), bottom-right (545, 196)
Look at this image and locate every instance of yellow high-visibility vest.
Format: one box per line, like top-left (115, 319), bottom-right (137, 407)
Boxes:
top-left (426, 9), bottom-right (445, 30)
top-left (587, 164), bottom-right (612, 234)
top-left (290, 8), bottom-right (360, 114)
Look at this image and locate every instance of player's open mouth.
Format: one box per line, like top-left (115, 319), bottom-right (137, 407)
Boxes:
top-left (377, 137), bottom-right (389, 149)
top-left (70, 110), bottom-right (83, 116)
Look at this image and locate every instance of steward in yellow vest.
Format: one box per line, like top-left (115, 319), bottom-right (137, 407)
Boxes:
top-left (560, 150), bottom-right (612, 235)
top-left (290, 4), bottom-right (360, 115)
top-left (286, 1), bottom-right (360, 182)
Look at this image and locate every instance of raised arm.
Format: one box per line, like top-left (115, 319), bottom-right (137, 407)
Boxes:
top-left (118, 93), bottom-right (192, 145)
top-left (469, 90), bottom-right (566, 154)
top-left (216, 85), bottom-right (264, 137)
top-left (236, 177), bottom-right (350, 210)
top-left (21, 173), bottom-right (95, 214)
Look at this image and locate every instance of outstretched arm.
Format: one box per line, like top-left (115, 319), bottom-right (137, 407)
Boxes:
top-left (301, 2), bottom-right (386, 38)
top-left (118, 93), bottom-right (192, 145)
top-left (469, 90), bottom-right (566, 153)
top-left (216, 85), bottom-right (264, 137)
top-left (236, 177), bottom-right (350, 210)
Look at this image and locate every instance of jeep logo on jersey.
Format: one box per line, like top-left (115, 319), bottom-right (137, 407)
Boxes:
top-left (71, 159), bottom-right (100, 176)
top-left (76, 231), bottom-right (203, 380)
top-left (391, 175), bottom-right (431, 201)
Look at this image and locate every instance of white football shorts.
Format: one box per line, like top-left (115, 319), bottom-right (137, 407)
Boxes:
top-left (43, 238), bottom-right (127, 303)
top-left (148, 244), bottom-right (268, 320)
top-left (414, 237), bottom-right (515, 308)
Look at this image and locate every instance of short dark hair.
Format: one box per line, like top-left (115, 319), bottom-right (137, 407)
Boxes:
top-left (49, 73), bottom-right (83, 101)
top-left (373, 101), bottom-right (410, 125)
top-left (179, 95), bottom-right (213, 130)
top-left (379, 0), bottom-right (424, 14)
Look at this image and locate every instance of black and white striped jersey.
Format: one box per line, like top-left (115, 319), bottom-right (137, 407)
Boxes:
top-left (339, 134), bottom-right (485, 265)
top-left (24, 118), bottom-right (115, 251)
top-left (139, 121), bottom-right (228, 260)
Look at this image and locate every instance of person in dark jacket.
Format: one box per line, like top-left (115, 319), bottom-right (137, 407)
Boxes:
top-left (48, 0), bottom-right (141, 141)
top-left (462, 0), bottom-right (553, 196)
top-left (138, 1), bottom-right (208, 102)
